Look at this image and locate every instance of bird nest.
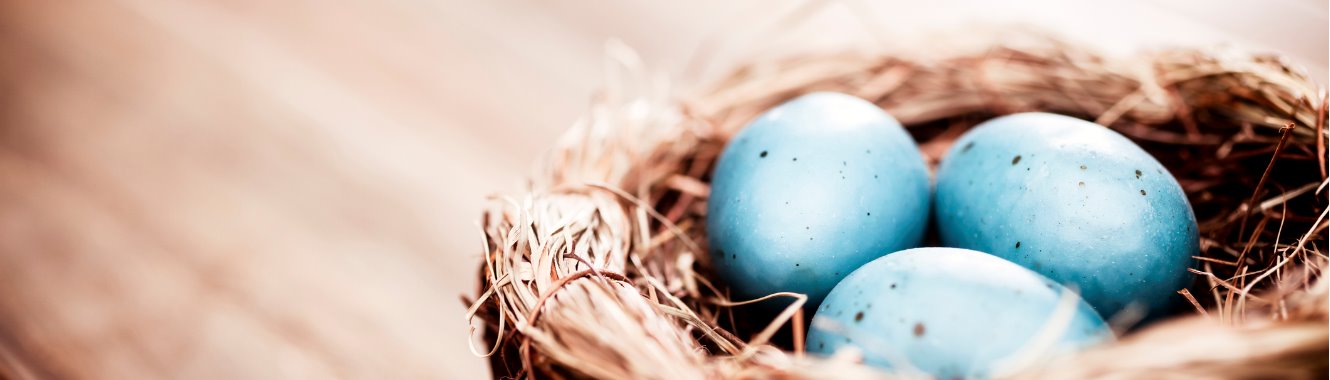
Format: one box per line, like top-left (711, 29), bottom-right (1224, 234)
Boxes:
top-left (465, 35), bottom-right (1328, 379)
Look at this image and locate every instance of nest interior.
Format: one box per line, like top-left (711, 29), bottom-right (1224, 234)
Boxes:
top-left (466, 37), bottom-right (1329, 379)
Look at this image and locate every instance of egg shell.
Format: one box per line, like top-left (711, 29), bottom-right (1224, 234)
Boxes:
top-left (934, 112), bottom-right (1199, 318)
top-left (706, 92), bottom-right (930, 307)
top-left (807, 247), bottom-right (1112, 379)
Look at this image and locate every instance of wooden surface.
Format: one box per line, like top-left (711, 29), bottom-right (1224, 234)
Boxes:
top-left (0, 0), bottom-right (1323, 378)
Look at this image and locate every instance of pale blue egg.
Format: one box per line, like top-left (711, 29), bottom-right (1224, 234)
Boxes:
top-left (706, 92), bottom-right (929, 307)
top-left (807, 248), bottom-right (1111, 378)
top-left (935, 112), bottom-right (1199, 318)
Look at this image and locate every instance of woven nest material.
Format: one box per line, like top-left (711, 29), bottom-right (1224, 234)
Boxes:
top-left (465, 35), bottom-right (1329, 379)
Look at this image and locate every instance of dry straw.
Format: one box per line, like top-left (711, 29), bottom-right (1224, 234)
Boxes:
top-left (465, 33), bottom-right (1328, 379)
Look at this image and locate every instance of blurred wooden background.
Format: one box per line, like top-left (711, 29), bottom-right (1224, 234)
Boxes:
top-left (0, 0), bottom-right (1323, 378)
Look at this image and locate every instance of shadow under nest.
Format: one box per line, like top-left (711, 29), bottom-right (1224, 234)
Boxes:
top-left (467, 39), bottom-right (1328, 379)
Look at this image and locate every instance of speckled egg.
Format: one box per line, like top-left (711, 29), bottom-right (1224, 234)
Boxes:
top-left (807, 248), bottom-right (1112, 378)
top-left (934, 112), bottom-right (1199, 318)
top-left (706, 92), bottom-right (929, 307)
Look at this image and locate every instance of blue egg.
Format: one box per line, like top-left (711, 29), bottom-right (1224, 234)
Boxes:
top-left (706, 92), bottom-right (929, 307)
top-left (935, 112), bottom-right (1199, 318)
top-left (807, 248), bottom-right (1112, 379)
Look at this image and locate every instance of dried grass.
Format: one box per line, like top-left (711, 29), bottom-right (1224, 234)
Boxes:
top-left (465, 34), bottom-right (1328, 379)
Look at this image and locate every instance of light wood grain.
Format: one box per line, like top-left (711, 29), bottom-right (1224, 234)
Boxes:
top-left (0, 0), bottom-right (1322, 378)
